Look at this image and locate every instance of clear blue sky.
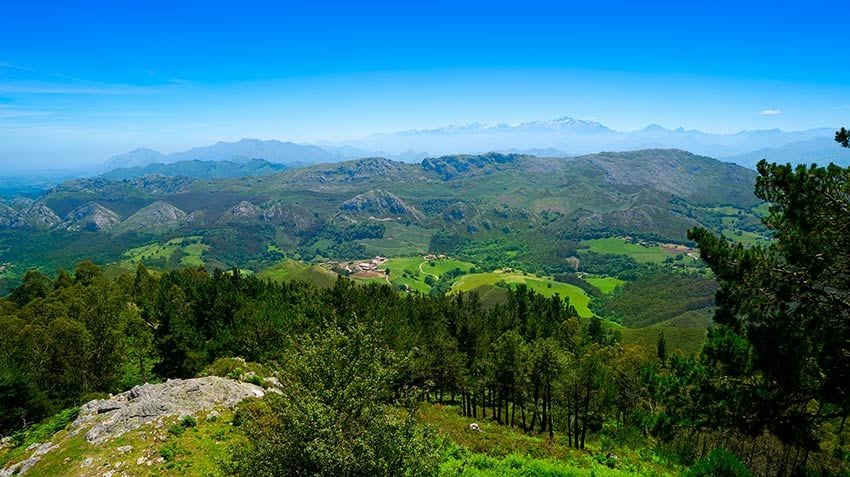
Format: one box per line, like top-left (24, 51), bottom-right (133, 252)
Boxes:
top-left (1, 0), bottom-right (848, 169)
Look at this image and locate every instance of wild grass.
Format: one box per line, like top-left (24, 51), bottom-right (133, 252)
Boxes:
top-left (420, 404), bottom-right (683, 476)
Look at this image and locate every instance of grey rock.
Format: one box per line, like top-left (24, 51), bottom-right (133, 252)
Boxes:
top-left (72, 376), bottom-right (264, 444)
top-left (0, 442), bottom-right (57, 477)
top-left (96, 400), bottom-right (124, 414)
top-left (62, 202), bottom-right (121, 232)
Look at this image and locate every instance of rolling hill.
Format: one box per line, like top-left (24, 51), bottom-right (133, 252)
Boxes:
top-left (0, 149), bottom-right (761, 279)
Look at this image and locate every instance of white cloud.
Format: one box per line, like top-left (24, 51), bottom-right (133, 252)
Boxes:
top-left (0, 61), bottom-right (35, 72)
top-left (760, 109), bottom-right (783, 116)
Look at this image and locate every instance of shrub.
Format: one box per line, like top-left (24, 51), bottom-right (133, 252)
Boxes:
top-left (685, 448), bottom-right (753, 477)
top-left (180, 414), bottom-right (197, 428)
top-left (167, 423), bottom-right (185, 436)
top-left (201, 357), bottom-right (271, 382)
top-left (160, 441), bottom-right (184, 461)
top-left (227, 322), bottom-right (439, 476)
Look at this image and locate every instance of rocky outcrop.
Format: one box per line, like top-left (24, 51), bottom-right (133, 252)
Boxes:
top-left (0, 442), bottom-right (57, 477)
top-left (340, 189), bottom-right (425, 221)
top-left (114, 201), bottom-right (188, 233)
top-left (71, 376), bottom-right (264, 444)
top-left (421, 153), bottom-right (521, 180)
top-left (218, 200), bottom-right (262, 224)
top-left (63, 202), bottom-right (121, 232)
top-left (11, 204), bottom-right (62, 230)
top-left (0, 204), bottom-right (16, 227)
top-left (260, 201), bottom-right (322, 231)
top-left (442, 202), bottom-right (473, 223)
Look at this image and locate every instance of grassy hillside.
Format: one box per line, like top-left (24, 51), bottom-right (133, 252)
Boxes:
top-left (124, 236), bottom-right (209, 268)
top-left (374, 256), bottom-right (476, 294)
top-left (585, 275), bottom-right (625, 294)
top-left (2, 402), bottom-right (688, 477)
top-left (450, 271), bottom-right (593, 317)
top-left (256, 259), bottom-right (338, 288)
top-left (594, 272), bottom-right (716, 328)
top-left (0, 408), bottom-right (242, 477)
top-left (421, 404), bottom-right (683, 476)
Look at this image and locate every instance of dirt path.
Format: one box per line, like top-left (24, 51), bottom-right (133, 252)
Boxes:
top-left (419, 261), bottom-right (439, 280)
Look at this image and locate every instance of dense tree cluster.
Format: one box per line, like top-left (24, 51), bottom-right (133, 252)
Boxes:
top-left (2, 258), bottom-right (837, 474)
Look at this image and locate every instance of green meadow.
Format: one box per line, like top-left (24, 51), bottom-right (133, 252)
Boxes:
top-left (450, 272), bottom-right (593, 317)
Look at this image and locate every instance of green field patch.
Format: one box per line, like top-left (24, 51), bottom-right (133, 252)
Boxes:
top-left (360, 222), bottom-right (432, 257)
top-left (0, 262), bottom-right (15, 281)
top-left (374, 256), bottom-right (476, 294)
top-left (581, 238), bottom-right (668, 263)
top-left (257, 259), bottom-right (338, 288)
top-left (620, 325), bottom-right (708, 357)
top-left (123, 236), bottom-right (208, 268)
top-left (180, 242), bottom-right (210, 267)
top-left (450, 272), bottom-right (593, 317)
top-left (585, 275), bottom-right (625, 294)
top-left (721, 228), bottom-right (770, 246)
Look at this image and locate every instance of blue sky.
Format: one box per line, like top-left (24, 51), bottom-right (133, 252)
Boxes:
top-left (1, 0), bottom-right (848, 169)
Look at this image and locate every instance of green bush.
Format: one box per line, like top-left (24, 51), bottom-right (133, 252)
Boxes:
top-left (167, 415), bottom-right (196, 437)
top-left (180, 414), bottom-right (197, 428)
top-left (227, 322), bottom-right (439, 476)
top-left (9, 407), bottom-right (79, 448)
top-left (160, 441), bottom-right (184, 461)
top-left (200, 357), bottom-right (271, 382)
top-left (167, 422), bottom-right (185, 436)
top-left (685, 448), bottom-right (753, 477)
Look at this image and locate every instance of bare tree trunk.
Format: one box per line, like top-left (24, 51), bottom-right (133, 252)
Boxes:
top-left (546, 383), bottom-right (554, 441)
top-left (521, 403), bottom-right (526, 431)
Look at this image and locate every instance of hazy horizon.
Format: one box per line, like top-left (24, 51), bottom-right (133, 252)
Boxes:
top-left (2, 1), bottom-right (849, 170)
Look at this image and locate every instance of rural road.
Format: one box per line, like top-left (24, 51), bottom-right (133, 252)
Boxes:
top-left (419, 261), bottom-right (439, 280)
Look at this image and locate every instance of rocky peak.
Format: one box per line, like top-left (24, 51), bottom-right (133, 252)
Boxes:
top-left (115, 201), bottom-right (189, 233)
top-left (340, 189), bottom-right (424, 220)
top-left (12, 204), bottom-right (62, 230)
top-left (63, 202), bottom-right (121, 232)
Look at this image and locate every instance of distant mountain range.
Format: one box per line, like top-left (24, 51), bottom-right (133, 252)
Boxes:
top-left (101, 159), bottom-right (288, 181)
top-left (1, 149), bottom-right (769, 283)
top-left (99, 118), bottom-right (849, 175)
top-left (102, 139), bottom-right (339, 171)
top-left (6, 149), bottom-right (758, 241)
top-left (344, 117), bottom-right (844, 165)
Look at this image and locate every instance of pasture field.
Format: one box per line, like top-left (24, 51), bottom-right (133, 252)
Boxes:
top-left (359, 223), bottom-right (432, 257)
top-left (580, 238), bottom-right (668, 263)
top-left (257, 259), bottom-right (338, 288)
top-left (124, 236), bottom-right (209, 267)
top-left (721, 228), bottom-right (770, 246)
top-left (584, 275), bottom-right (625, 294)
top-left (450, 272), bottom-right (593, 317)
top-left (373, 256), bottom-right (476, 294)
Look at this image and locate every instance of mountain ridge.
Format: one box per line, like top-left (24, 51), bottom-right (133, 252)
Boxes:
top-left (97, 119), bottom-right (846, 174)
